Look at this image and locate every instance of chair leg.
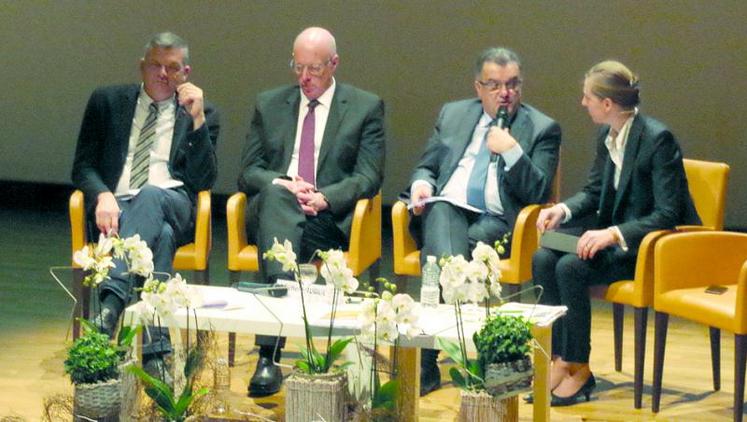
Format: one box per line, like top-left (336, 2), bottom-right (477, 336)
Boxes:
top-left (652, 311), bottom-right (669, 413)
top-left (228, 332), bottom-right (237, 367)
top-left (633, 306), bottom-right (648, 409)
top-left (367, 259), bottom-right (381, 286)
top-left (612, 303), bottom-right (624, 372)
top-left (192, 268), bottom-right (209, 286)
top-left (502, 283), bottom-right (521, 302)
top-left (735, 334), bottom-right (747, 422)
top-left (229, 270), bottom-right (241, 284)
top-left (710, 326), bottom-right (721, 391)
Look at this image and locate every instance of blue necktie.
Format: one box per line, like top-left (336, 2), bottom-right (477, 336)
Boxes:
top-left (466, 123), bottom-right (494, 210)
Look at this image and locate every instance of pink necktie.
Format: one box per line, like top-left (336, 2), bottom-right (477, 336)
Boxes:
top-left (298, 100), bottom-right (319, 187)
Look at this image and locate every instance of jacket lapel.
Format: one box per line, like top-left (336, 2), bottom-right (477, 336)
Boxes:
top-left (316, 84), bottom-right (349, 172)
top-left (170, 100), bottom-right (191, 161)
top-left (280, 89), bottom-right (301, 171)
top-left (442, 100), bottom-right (484, 184)
top-left (116, 86), bottom-right (139, 163)
top-left (612, 115), bottom-right (644, 215)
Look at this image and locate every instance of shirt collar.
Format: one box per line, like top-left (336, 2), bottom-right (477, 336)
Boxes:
top-left (605, 107), bottom-right (638, 151)
top-left (300, 78), bottom-right (336, 109)
top-left (138, 84), bottom-right (176, 110)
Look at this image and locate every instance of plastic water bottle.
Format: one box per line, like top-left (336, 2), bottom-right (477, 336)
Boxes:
top-left (420, 255), bottom-right (441, 308)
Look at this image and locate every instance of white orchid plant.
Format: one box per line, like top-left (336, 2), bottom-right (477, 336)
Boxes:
top-left (437, 239), bottom-right (506, 391)
top-left (73, 232), bottom-right (207, 418)
top-left (356, 279), bottom-right (420, 414)
top-left (263, 238), bottom-right (359, 374)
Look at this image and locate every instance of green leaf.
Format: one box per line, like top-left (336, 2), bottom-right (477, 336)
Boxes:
top-left (184, 346), bottom-right (205, 378)
top-left (373, 379), bottom-right (399, 410)
top-left (128, 365), bottom-right (175, 410)
top-left (437, 338), bottom-right (466, 367)
top-left (449, 367), bottom-right (467, 389)
top-left (79, 318), bottom-right (99, 334)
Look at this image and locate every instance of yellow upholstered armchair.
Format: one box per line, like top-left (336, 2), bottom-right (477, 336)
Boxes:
top-left (69, 189), bottom-right (212, 340)
top-left (651, 231), bottom-right (747, 421)
top-left (391, 201), bottom-right (543, 297)
top-left (589, 158), bottom-right (730, 408)
top-left (225, 191), bottom-right (382, 365)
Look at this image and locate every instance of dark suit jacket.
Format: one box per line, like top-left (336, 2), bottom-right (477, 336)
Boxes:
top-left (410, 99), bottom-right (561, 227)
top-left (564, 113), bottom-right (700, 255)
top-left (71, 84), bottom-right (220, 211)
top-left (238, 83), bottom-right (386, 235)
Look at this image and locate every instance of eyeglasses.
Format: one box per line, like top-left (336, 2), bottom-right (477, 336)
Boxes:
top-left (145, 62), bottom-right (184, 75)
top-left (289, 58), bottom-right (332, 77)
top-left (477, 78), bottom-right (522, 92)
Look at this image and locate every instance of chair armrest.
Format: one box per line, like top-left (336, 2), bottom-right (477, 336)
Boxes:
top-left (736, 261), bottom-right (747, 333)
top-left (392, 200), bottom-right (418, 275)
top-left (347, 192), bottom-right (382, 276)
top-left (227, 193), bottom-right (248, 271)
top-left (70, 190), bottom-right (86, 268)
top-left (627, 229), bottom-right (672, 306)
top-left (192, 190), bottom-right (211, 270)
top-left (502, 204), bottom-right (542, 283)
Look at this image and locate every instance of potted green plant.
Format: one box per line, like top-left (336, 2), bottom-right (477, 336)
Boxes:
top-left (475, 313), bottom-right (533, 399)
top-left (64, 319), bottom-right (138, 419)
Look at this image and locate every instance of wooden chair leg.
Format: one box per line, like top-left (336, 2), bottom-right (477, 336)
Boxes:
top-left (367, 259), bottom-right (381, 285)
top-left (652, 311), bottom-right (669, 413)
top-left (612, 303), bottom-right (624, 372)
top-left (228, 332), bottom-right (237, 367)
top-left (710, 326), bottom-right (721, 391)
top-left (192, 269), bottom-right (209, 285)
top-left (229, 270), bottom-right (241, 284)
top-left (633, 306), bottom-right (648, 409)
top-left (735, 334), bottom-right (747, 422)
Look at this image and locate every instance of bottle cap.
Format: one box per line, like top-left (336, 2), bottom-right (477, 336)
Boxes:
top-left (426, 255), bottom-right (436, 263)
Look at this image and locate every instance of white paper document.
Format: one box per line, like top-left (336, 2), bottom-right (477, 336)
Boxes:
top-left (407, 196), bottom-right (484, 214)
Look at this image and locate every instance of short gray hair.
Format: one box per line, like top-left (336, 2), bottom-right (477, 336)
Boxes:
top-left (474, 47), bottom-right (521, 77)
top-left (144, 32), bottom-right (190, 65)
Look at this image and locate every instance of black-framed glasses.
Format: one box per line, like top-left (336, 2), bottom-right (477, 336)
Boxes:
top-left (477, 78), bottom-right (522, 92)
top-left (289, 58), bottom-right (332, 77)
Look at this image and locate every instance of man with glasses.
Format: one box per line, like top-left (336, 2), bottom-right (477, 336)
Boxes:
top-left (408, 47), bottom-right (561, 395)
top-left (237, 26), bottom-right (385, 396)
top-left (71, 32), bottom-right (220, 383)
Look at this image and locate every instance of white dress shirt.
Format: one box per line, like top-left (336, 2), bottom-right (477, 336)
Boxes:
top-left (114, 86), bottom-right (183, 197)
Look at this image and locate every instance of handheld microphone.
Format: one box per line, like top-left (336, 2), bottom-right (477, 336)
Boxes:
top-left (490, 105), bottom-right (510, 163)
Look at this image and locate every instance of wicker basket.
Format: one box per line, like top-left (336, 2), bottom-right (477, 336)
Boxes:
top-left (285, 371), bottom-right (347, 422)
top-left (74, 377), bottom-right (122, 418)
top-left (484, 357), bottom-right (533, 400)
top-left (459, 389), bottom-right (517, 422)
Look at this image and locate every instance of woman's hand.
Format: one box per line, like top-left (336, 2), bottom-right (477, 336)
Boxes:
top-left (577, 229), bottom-right (617, 260)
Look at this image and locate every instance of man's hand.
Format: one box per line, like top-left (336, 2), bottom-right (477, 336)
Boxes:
top-left (95, 192), bottom-right (120, 235)
top-left (537, 205), bottom-right (565, 233)
top-left (486, 127), bottom-right (517, 154)
top-left (297, 191), bottom-right (329, 216)
top-left (176, 82), bottom-right (205, 130)
top-left (274, 176), bottom-right (315, 196)
top-left (577, 229), bottom-right (617, 260)
top-left (411, 184), bottom-right (432, 216)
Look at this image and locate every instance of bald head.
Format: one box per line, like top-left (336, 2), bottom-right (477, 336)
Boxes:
top-left (293, 27), bottom-right (337, 57)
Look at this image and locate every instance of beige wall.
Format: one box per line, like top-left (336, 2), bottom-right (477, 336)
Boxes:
top-left (1, 1), bottom-right (745, 227)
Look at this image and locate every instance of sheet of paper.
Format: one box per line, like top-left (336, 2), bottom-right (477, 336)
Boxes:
top-left (407, 196), bottom-right (484, 214)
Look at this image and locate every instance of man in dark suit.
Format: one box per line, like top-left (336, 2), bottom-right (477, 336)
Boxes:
top-left (408, 47), bottom-right (561, 395)
top-left (71, 32), bottom-right (219, 378)
top-left (237, 27), bottom-right (385, 396)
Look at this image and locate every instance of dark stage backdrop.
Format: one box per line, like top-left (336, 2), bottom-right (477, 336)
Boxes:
top-left (1, 1), bottom-right (745, 227)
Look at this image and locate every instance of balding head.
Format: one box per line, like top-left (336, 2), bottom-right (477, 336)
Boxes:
top-left (293, 27), bottom-right (337, 57)
top-left (291, 27), bottom-right (339, 100)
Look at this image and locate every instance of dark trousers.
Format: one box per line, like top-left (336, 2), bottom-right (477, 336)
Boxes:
top-left (419, 201), bottom-right (512, 267)
top-left (98, 185), bottom-right (193, 355)
top-left (246, 183), bottom-right (347, 350)
top-left (532, 246), bottom-right (635, 363)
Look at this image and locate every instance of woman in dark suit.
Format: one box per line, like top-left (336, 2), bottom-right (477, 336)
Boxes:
top-left (531, 60), bottom-right (700, 406)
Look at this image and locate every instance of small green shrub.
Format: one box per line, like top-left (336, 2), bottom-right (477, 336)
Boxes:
top-left (474, 314), bottom-right (533, 366)
top-left (64, 330), bottom-right (120, 385)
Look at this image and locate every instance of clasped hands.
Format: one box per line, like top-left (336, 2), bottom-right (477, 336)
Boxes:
top-left (537, 205), bottom-right (618, 260)
top-left (275, 176), bottom-right (328, 216)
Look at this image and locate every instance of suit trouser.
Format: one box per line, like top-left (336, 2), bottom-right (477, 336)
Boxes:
top-left (246, 183), bottom-right (347, 351)
top-left (532, 246), bottom-right (635, 363)
top-left (419, 201), bottom-right (512, 268)
top-left (98, 185), bottom-right (194, 356)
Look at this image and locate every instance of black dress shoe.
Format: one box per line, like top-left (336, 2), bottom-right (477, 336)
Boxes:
top-left (550, 374), bottom-right (596, 407)
top-left (90, 306), bottom-right (118, 338)
top-left (143, 354), bottom-right (173, 389)
top-left (523, 392), bottom-right (534, 403)
top-left (248, 356), bottom-right (283, 397)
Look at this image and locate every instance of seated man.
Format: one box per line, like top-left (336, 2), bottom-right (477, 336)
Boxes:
top-left (71, 32), bottom-right (219, 378)
top-left (237, 26), bottom-right (386, 396)
top-left (408, 47), bottom-right (561, 395)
